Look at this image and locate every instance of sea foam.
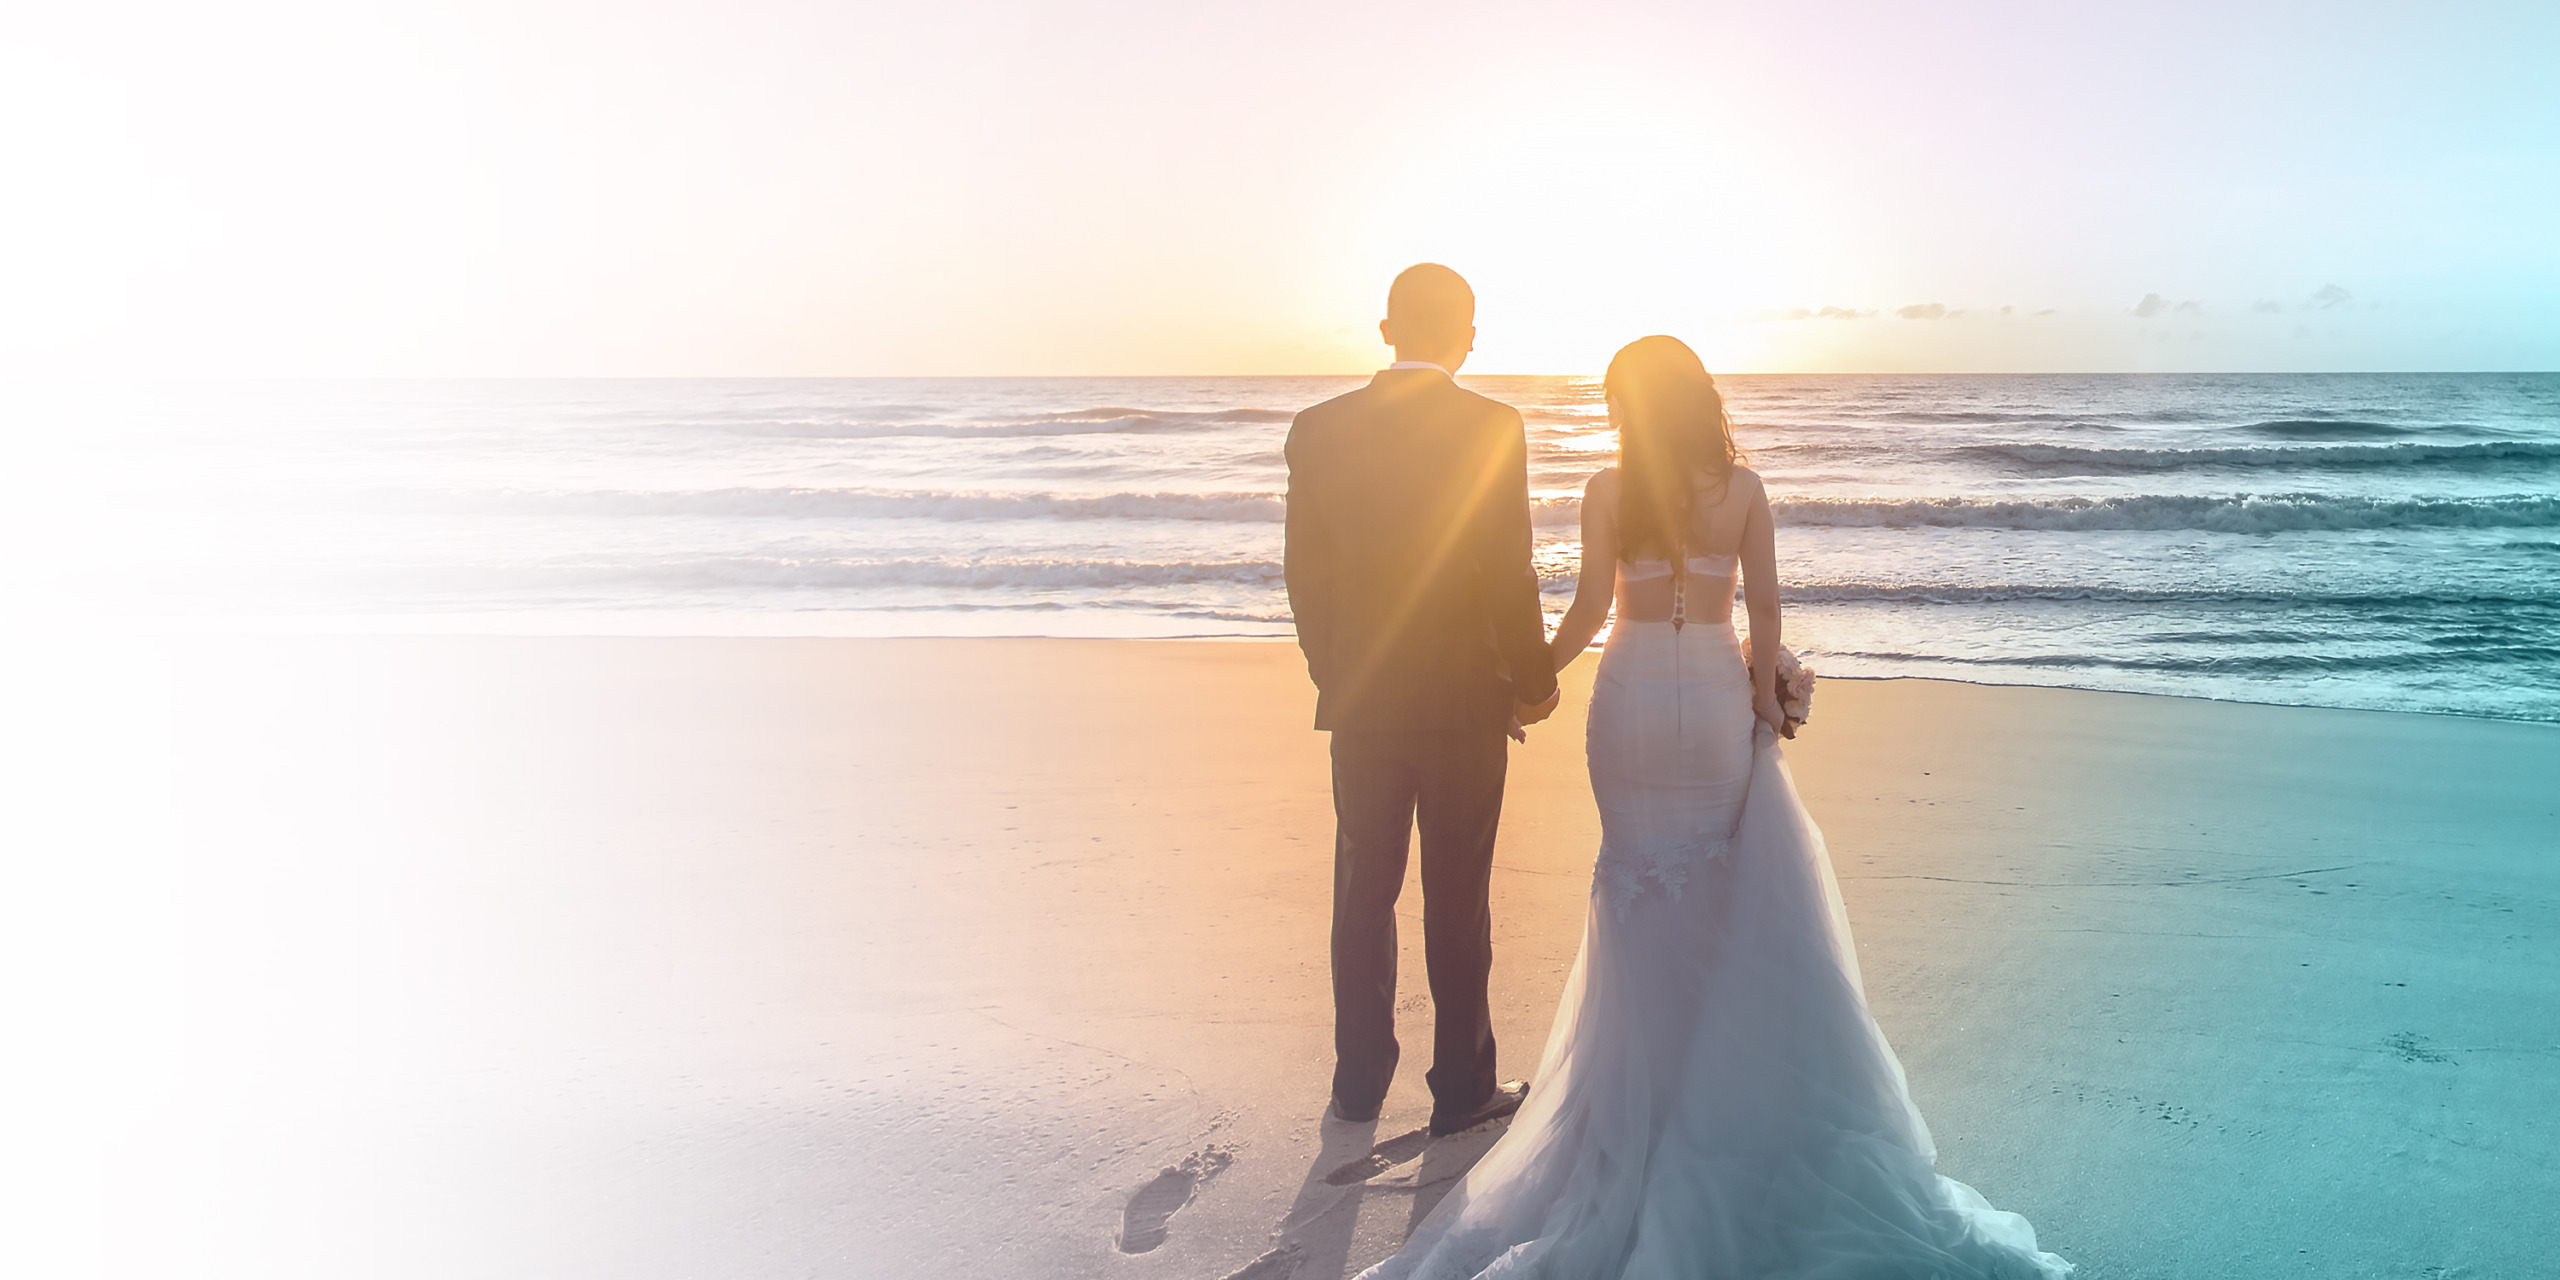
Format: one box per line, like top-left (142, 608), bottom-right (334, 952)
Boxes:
top-left (1772, 492), bottom-right (2560, 533)
top-left (87, 372), bottom-right (2560, 721)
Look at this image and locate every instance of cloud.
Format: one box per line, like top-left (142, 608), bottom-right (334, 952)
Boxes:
top-left (2034, 308), bottom-right (2058, 316)
top-left (1896, 302), bottom-right (1948, 320)
top-left (1754, 305), bottom-right (1876, 321)
top-left (2310, 283), bottom-right (2354, 310)
top-left (2131, 294), bottom-right (2203, 318)
top-left (2252, 299), bottom-right (2284, 313)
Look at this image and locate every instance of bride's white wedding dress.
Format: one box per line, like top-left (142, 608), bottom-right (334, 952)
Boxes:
top-left (1357, 601), bottom-right (2071, 1279)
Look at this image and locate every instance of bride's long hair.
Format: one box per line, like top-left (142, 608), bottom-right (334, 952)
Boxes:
top-left (1607, 335), bottom-right (1738, 562)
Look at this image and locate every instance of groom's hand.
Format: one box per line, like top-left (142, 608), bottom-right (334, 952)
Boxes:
top-left (1515, 689), bottom-right (1562, 727)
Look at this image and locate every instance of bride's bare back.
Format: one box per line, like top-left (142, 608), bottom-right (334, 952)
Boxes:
top-left (1607, 468), bottom-right (1764, 624)
top-left (1549, 465), bottom-right (1778, 663)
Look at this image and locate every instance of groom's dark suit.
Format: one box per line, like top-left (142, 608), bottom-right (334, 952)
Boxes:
top-left (1284, 365), bottom-right (1557, 1120)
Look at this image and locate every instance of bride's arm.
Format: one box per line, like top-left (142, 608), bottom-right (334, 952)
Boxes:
top-left (1548, 470), bottom-right (1619, 668)
top-left (1739, 471), bottom-right (1785, 732)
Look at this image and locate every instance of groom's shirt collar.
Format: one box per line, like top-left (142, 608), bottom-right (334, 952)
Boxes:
top-left (1383, 360), bottom-right (1452, 377)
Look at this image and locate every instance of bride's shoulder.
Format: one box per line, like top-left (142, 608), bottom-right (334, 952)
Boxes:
top-left (1585, 468), bottom-right (1626, 518)
top-left (1728, 466), bottom-right (1768, 499)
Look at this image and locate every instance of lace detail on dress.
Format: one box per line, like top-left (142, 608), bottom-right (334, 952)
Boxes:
top-left (1594, 831), bottom-right (1733, 921)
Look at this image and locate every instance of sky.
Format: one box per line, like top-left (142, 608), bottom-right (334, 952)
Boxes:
top-left (2, 0), bottom-right (2555, 376)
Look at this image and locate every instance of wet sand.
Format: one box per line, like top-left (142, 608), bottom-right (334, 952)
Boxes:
top-left (69, 636), bottom-right (2560, 1278)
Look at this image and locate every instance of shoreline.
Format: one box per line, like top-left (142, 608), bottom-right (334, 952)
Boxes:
top-left (128, 612), bottom-right (2560, 728)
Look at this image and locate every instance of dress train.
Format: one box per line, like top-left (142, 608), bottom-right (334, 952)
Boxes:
top-left (1356, 621), bottom-right (2070, 1280)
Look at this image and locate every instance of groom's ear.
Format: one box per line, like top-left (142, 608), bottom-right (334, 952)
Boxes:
top-left (1379, 317), bottom-right (1396, 349)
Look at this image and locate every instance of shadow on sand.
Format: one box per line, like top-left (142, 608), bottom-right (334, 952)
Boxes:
top-left (1219, 1110), bottom-right (1515, 1280)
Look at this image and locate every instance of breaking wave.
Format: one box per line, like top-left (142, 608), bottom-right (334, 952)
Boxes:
top-left (577, 556), bottom-right (1288, 590)
top-left (411, 486), bottom-right (1608, 526)
top-left (1773, 584), bottom-right (2560, 608)
top-left (1958, 440), bottom-right (2560, 473)
top-left (1771, 493), bottom-right (2560, 533)
top-left (436, 487), bottom-right (1289, 522)
top-left (709, 405), bottom-right (1294, 439)
top-left (1819, 646), bottom-right (2558, 676)
top-left (397, 487), bottom-right (2560, 535)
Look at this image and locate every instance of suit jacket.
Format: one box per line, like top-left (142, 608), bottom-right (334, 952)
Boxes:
top-left (1284, 368), bottom-right (1558, 733)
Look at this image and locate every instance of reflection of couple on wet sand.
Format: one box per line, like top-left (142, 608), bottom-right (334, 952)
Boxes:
top-left (1281, 265), bottom-right (2071, 1277)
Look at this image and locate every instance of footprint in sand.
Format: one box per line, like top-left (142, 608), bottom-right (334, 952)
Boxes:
top-left (1322, 1126), bottom-right (1436, 1186)
top-left (1115, 1147), bottom-right (1233, 1254)
top-left (2387, 1032), bottom-right (2456, 1065)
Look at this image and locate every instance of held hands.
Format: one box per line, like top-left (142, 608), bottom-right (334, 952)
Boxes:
top-left (1508, 689), bottom-right (1563, 743)
top-left (1753, 690), bottom-right (1798, 740)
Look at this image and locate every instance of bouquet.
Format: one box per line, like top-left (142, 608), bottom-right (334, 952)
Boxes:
top-left (1742, 637), bottom-right (1817, 733)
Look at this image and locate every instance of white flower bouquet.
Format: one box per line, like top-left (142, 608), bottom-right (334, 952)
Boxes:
top-left (1742, 637), bottom-right (1817, 731)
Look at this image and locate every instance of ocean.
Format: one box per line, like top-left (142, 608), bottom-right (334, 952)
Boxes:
top-left (30, 372), bottom-right (2560, 722)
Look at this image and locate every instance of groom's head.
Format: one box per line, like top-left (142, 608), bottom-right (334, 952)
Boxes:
top-left (1380, 263), bottom-right (1476, 372)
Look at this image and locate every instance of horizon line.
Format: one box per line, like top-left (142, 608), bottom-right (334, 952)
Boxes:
top-left (6, 369), bottom-right (2555, 382)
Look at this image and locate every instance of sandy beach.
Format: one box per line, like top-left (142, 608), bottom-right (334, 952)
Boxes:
top-left (63, 635), bottom-right (2560, 1279)
top-left (14, 1), bottom-right (2551, 1274)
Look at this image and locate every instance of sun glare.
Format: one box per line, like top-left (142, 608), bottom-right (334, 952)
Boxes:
top-left (1338, 83), bottom-right (1862, 374)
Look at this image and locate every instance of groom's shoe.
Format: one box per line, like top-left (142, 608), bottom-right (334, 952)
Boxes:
top-left (1327, 1097), bottom-right (1381, 1124)
top-left (1429, 1080), bottom-right (1529, 1136)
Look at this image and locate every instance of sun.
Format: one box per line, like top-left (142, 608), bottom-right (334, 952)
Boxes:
top-left (1335, 87), bottom-right (1857, 374)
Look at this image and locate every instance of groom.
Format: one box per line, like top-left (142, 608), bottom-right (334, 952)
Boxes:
top-left (1284, 264), bottom-right (1560, 1135)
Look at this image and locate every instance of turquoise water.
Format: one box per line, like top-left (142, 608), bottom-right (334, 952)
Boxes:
top-left (35, 372), bottom-right (2560, 721)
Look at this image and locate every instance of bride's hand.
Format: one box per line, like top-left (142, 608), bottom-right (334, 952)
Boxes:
top-left (1753, 691), bottom-right (1788, 737)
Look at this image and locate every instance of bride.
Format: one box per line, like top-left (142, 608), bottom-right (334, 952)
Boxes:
top-left (1356, 337), bottom-right (2071, 1279)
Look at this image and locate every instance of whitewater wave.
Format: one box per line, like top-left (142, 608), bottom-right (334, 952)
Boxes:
top-left (1849, 408), bottom-right (2098, 425)
top-left (1523, 407), bottom-right (1610, 427)
top-left (1821, 645), bottom-right (2556, 676)
top-left (1053, 405), bottom-right (1294, 423)
top-left (671, 555), bottom-right (1284, 590)
top-left (1958, 440), bottom-right (2560, 472)
top-left (711, 405), bottom-right (1293, 439)
top-left (438, 487), bottom-right (1290, 522)
top-left (324, 484), bottom-right (2560, 536)
top-left (575, 561), bottom-right (2551, 612)
top-left (1838, 415), bottom-right (2417, 437)
top-left (1530, 497), bottom-right (1584, 526)
top-left (404, 486), bottom-right (1605, 526)
top-left (397, 487), bottom-right (2560, 533)
top-left (1838, 414), bottom-right (2419, 437)
top-left (445, 556), bottom-right (1291, 592)
top-left (1774, 584), bottom-right (2560, 608)
top-left (1772, 493), bottom-right (2560, 533)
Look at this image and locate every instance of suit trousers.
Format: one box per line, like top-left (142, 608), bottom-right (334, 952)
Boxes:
top-left (1328, 728), bottom-right (1508, 1118)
